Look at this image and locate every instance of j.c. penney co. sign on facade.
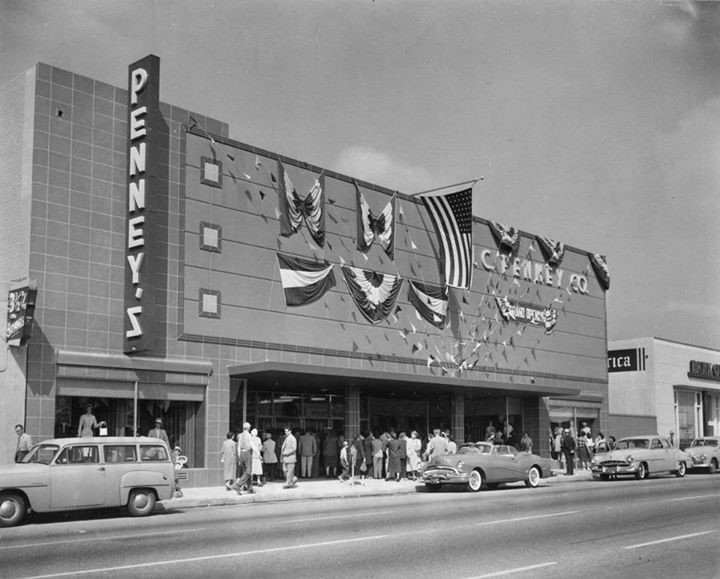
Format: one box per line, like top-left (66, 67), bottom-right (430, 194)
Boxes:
top-left (124, 55), bottom-right (161, 354)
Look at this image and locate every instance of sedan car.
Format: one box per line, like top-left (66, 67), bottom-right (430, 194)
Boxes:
top-left (591, 435), bottom-right (689, 480)
top-left (0, 437), bottom-right (176, 527)
top-left (684, 436), bottom-right (720, 473)
top-left (422, 442), bottom-right (553, 492)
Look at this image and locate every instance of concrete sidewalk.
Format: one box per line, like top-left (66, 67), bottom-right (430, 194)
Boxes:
top-left (161, 469), bottom-right (593, 511)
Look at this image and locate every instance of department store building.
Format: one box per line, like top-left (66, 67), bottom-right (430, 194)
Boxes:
top-left (608, 337), bottom-right (720, 446)
top-left (0, 56), bottom-right (610, 486)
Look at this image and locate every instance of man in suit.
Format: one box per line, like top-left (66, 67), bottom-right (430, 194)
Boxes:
top-left (281, 426), bottom-right (298, 489)
top-left (298, 429), bottom-right (317, 479)
top-left (561, 428), bottom-right (576, 475)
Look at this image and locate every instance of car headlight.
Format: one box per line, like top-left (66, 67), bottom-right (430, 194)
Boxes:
top-left (626, 455), bottom-right (633, 465)
top-left (456, 461), bottom-right (464, 471)
top-left (700, 454), bottom-right (706, 462)
top-left (591, 457), bottom-right (597, 465)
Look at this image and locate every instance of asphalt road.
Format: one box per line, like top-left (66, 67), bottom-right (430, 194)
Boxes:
top-left (1, 474), bottom-right (718, 579)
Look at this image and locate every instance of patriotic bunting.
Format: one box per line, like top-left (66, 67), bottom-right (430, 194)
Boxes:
top-left (276, 253), bottom-right (335, 306)
top-left (489, 222), bottom-right (520, 254)
top-left (588, 253), bottom-right (610, 291)
top-left (419, 184), bottom-right (474, 289)
top-left (356, 183), bottom-right (395, 259)
top-left (278, 160), bottom-right (325, 247)
top-left (340, 266), bottom-right (403, 324)
top-left (407, 280), bottom-right (448, 329)
top-left (535, 236), bottom-right (565, 267)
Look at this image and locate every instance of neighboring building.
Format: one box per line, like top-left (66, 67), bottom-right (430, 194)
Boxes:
top-left (0, 56), bottom-right (610, 484)
top-left (607, 337), bottom-right (720, 446)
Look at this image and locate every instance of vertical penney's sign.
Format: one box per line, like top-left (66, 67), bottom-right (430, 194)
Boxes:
top-left (124, 55), bottom-right (160, 354)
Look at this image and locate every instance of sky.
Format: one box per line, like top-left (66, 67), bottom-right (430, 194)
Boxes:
top-left (1, 0), bottom-right (719, 349)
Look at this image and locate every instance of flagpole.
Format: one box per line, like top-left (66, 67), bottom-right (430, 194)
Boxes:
top-left (412, 179), bottom-right (479, 197)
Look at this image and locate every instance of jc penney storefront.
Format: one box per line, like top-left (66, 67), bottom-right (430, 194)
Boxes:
top-left (1, 55), bottom-right (610, 484)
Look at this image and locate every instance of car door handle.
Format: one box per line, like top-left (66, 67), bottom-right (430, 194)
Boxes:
top-left (97, 466), bottom-right (106, 471)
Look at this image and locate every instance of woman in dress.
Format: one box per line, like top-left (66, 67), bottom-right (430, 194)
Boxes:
top-left (77, 404), bottom-right (98, 437)
top-left (220, 431), bottom-right (237, 491)
top-left (386, 431), bottom-right (402, 482)
top-left (577, 431), bottom-right (592, 470)
top-left (250, 428), bottom-right (264, 486)
top-left (405, 430), bottom-right (422, 480)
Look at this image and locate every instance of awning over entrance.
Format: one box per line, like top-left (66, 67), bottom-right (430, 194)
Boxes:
top-left (227, 361), bottom-right (581, 399)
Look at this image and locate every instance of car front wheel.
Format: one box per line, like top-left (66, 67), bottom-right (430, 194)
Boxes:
top-left (127, 489), bottom-right (156, 517)
top-left (0, 493), bottom-right (27, 527)
top-left (708, 459), bottom-right (718, 474)
top-left (635, 462), bottom-right (647, 480)
top-left (467, 470), bottom-right (483, 492)
top-left (675, 462), bottom-right (686, 478)
top-left (525, 466), bottom-right (541, 488)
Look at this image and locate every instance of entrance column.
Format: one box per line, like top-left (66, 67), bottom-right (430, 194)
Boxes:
top-left (451, 393), bottom-right (465, 444)
top-left (345, 384), bottom-right (360, 438)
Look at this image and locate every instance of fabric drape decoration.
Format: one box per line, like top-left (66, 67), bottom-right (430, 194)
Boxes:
top-left (588, 253), bottom-right (610, 291)
top-left (408, 280), bottom-right (448, 329)
top-left (340, 266), bottom-right (403, 324)
top-left (536, 236), bottom-right (565, 267)
top-left (420, 186), bottom-right (474, 290)
top-left (489, 222), bottom-right (520, 254)
top-left (276, 252), bottom-right (335, 306)
top-left (277, 160), bottom-right (325, 247)
top-left (356, 183), bottom-right (395, 259)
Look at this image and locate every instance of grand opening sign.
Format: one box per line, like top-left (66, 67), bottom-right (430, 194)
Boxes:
top-left (124, 55), bottom-right (160, 354)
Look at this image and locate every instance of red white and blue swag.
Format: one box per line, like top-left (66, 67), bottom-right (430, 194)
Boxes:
top-left (535, 236), bottom-right (565, 267)
top-left (408, 281), bottom-right (448, 329)
top-left (341, 266), bottom-right (403, 324)
top-left (489, 222), bottom-right (520, 255)
top-left (356, 184), bottom-right (395, 259)
top-left (276, 253), bottom-right (336, 306)
top-left (588, 253), bottom-right (610, 291)
top-left (420, 186), bottom-right (474, 290)
top-left (277, 160), bottom-right (325, 247)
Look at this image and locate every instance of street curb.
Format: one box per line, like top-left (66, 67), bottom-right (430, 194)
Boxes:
top-left (159, 473), bottom-right (593, 511)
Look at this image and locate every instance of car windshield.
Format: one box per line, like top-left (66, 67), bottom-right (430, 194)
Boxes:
top-left (615, 439), bottom-right (649, 450)
top-left (23, 444), bottom-right (60, 465)
top-left (457, 444), bottom-right (492, 455)
top-left (690, 439), bottom-right (718, 448)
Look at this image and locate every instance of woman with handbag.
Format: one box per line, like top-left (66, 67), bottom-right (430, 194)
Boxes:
top-left (220, 431), bottom-right (237, 491)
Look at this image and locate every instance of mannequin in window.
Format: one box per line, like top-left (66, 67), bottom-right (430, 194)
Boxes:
top-left (78, 404), bottom-right (98, 437)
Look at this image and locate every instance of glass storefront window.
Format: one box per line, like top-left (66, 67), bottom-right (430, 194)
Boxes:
top-left (55, 396), bottom-right (202, 468)
top-left (675, 389), bottom-right (702, 448)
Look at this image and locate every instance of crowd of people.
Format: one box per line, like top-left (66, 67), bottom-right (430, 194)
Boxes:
top-left (218, 422), bottom-right (544, 492)
top-left (549, 422), bottom-right (616, 475)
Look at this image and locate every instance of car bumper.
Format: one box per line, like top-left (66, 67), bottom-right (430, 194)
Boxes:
top-left (687, 458), bottom-right (712, 469)
top-left (422, 469), bottom-right (469, 485)
top-left (591, 463), bottom-right (638, 476)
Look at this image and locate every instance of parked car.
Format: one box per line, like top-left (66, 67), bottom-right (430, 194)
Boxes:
top-left (591, 435), bottom-right (689, 480)
top-left (684, 436), bottom-right (720, 474)
top-left (422, 442), bottom-right (553, 492)
top-left (0, 437), bottom-right (176, 527)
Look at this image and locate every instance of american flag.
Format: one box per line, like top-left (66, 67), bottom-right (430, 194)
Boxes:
top-left (420, 185), bottom-right (474, 289)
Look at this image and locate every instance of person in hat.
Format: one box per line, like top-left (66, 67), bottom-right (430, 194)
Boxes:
top-left (148, 418), bottom-right (170, 447)
top-left (78, 404), bottom-right (98, 438)
top-left (560, 428), bottom-right (576, 475)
